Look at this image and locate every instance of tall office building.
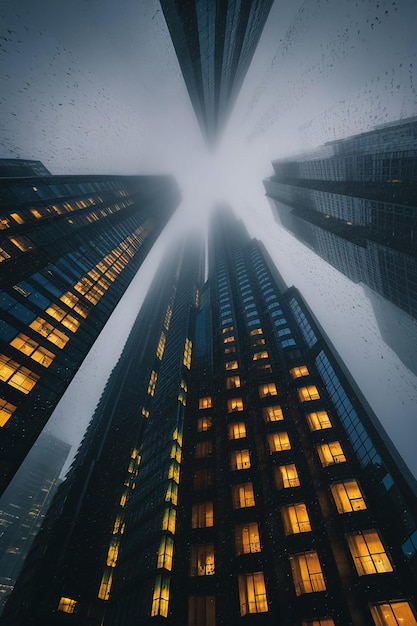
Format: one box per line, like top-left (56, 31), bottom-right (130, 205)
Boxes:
top-left (3, 209), bottom-right (417, 625)
top-left (0, 432), bottom-right (70, 613)
top-left (160, 0), bottom-right (273, 144)
top-left (264, 117), bottom-right (417, 343)
top-left (0, 164), bottom-right (180, 494)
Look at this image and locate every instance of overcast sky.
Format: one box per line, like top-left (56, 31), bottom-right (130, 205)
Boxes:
top-left (1, 0), bottom-right (417, 480)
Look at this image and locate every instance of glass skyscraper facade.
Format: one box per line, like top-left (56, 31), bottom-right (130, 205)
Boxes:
top-left (160, 0), bottom-right (273, 143)
top-left (0, 166), bottom-right (180, 494)
top-left (3, 209), bottom-right (417, 625)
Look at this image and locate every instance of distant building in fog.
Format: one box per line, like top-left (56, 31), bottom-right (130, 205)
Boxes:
top-left (160, 0), bottom-right (273, 144)
top-left (0, 432), bottom-right (70, 614)
top-left (264, 116), bottom-right (417, 373)
top-left (0, 162), bottom-right (179, 494)
top-left (0, 160), bottom-right (51, 178)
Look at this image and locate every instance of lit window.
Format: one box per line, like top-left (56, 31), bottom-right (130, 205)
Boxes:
top-left (199, 396), bottom-right (212, 409)
top-left (151, 575), bottom-right (170, 617)
top-left (156, 332), bottom-right (166, 360)
top-left (192, 502), bottom-right (214, 528)
top-left (98, 569), bottom-right (113, 601)
top-left (157, 536), bottom-right (174, 571)
top-left (222, 326), bottom-right (234, 334)
top-left (0, 247), bottom-right (11, 262)
top-left (193, 469), bottom-right (214, 490)
top-left (290, 551), bottom-right (326, 595)
top-left (331, 480), bottom-right (367, 513)
top-left (10, 212), bottom-right (24, 224)
top-left (190, 544), bottom-right (215, 576)
top-left (225, 360), bottom-right (238, 370)
top-left (275, 464), bottom-right (300, 489)
top-left (253, 351), bottom-right (268, 361)
top-left (268, 432), bottom-right (291, 452)
top-left (235, 522), bottom-right (261, 555)
top-left (10, 333), bottom-right (55, 367)
top-left (170, 442), bottom-right (182, 463)
top-left (31, 209), bottom-right (42, 219)
top-left (223, 335), bottom-right (235, 344)
top-left (250, 328), bottom-right (263, 335)
top-left (290, 365), bottom-right (309, 379)
top-left (29, 317), bottom-right (69, 348)
top-left (369, 601), bottom-right (417, 625)
top-left (259, 383), bottom-right (277, 398)
top-left (188, 596), bottom-right (215, 626)
top-left (306, 411), bottom-right (331, 431)
top-left (197, 416), bottom-right (212, 432)
top-left (168, 461), bottom-right (180, 483)
top-left (232, 483), bottom-right (255, 509)
top-left (183, 338), bottom-right (192, 369)
top-left (227, 398), bottom-right (243, 412)
top-left (226, 376), bottom-right (241, 389)
top-left (45, 304), bottom-right (80, 332)
top-left (228, 422), bottom-right (246, 440)
top-left (164, 305), bottom-right (172, 330)
top-left (106, 538), bottom-right (120, 567)
top-left (263, 405), bottom-right (283, 422)
top-left (113, 515), bottom-right (125, 535)
top-left (162, 507), bottom-right (176, 534)
top-left (0, 354), bottom-right (39, 394)
top-left (316, 442), bottom-right (346, 467)
top-left (224, 346), bottom-right (235, 354)
top-left (282, 504), bottom-right (311, 535)
top-left (298, 386), bottom-right (320, 402)
top-left (58, 597), bottom-right (77, 613)
top-left (195, 441), bottom-right (213, 458)
top-left (302, 619), bottom-right (335, 626)
top-left (230, 449), bottom-right (251, 470)
top-left (238, 572), bottom-right (268, 615)
top-left (147, 370), bottom-right (157, 396)
top-left (346, 530), bottom-right (393, 575)
top-left (0, 398), bottom-right (17, 427)
top-left (165, 482), bottom-right (178, 506)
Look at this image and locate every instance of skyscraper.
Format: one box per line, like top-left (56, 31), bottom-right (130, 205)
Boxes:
top-left (0, 164), bottom-right (180, 494)
top-left (160, 0), bottom-right (273, 144)
top-left (263, 117), bottom-right (417, 363)
top-left (3, 208), bottom-right (417, 626)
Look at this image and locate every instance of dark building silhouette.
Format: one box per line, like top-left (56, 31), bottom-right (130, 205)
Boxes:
top-left (0, 166), bottom-right (180, 494)
top-left (0, 432), bottom-right (70, 613)
top-left (264, 117), bottom-right (417, 372)
top-left (3, 210), bottom-right (417, 625)
top-left (0, 160), bottom-right (51, 178)
top-left (160, 0), bottom-right (273, 144)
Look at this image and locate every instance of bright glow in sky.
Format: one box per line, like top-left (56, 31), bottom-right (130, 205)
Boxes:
top-left (1, 0), bottom-right (417, 481)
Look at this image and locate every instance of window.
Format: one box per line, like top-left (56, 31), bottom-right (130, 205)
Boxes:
top-left (253, 351), bottom-right (268, 360)
top-left (147, 370), bottom-right (157, 396)
top-left (98, 569), bottom-right (113, 601)
top-left (258, 383), bottom-right (277, 398)
top-left (58, 597), bottom-right (77, 614)
top-left (275, 464), bottom-right (300, 489)
top-left (302, 620), bottom-right (335, 626)
top-left (306, 411), bottom-right (331, 431)
top-left (0, 354), bottom-right (39, 394)
top-left (10, 333), bottom-right (55, 367)
top-left (188, 596), bottom-right (215, 626)
top-left (199, 396), bottom-right (212, 409)
top-left (298, 386), bottom-right (320, 402)
top-left (290, 365), bottom-right (309, 379)
top-left (346, 530), bottom-right (393, 575)
top-left (282, 504), bottom-right (311, 535)
top-left (235, 522), bottom-right (261, 555)
top-left (369, 601), bottom-right (417, 625)
top-left (230, 449), bottom-right (251, 470)
top-left (193, 469), bottom-right (214, 490)
top-left (223, 335), bottom-right (234, 344)
top-left (222, 326), bottom-right (234, 334)
top-left (157, 536), bottom-right (174, 570)
top-left (290, 552), bottom-right (326, 595)
top-left (151, 575), bottom-right (170, 617)
top-left (190, 544), bottom-right (215, 576)
top-left (232, 483), bottom-right (255, 509)
top-left (0, 398), bottom-right (17, 427)
top-left (192, 502), bottom-right (213, 528)
top-left (250, 328), bottom-right (263, 335)
top-left (238, 572), bottom-right (268, 615)
top-left (316, 442), bottom-right (346, 467)
top-left (197, 417), bottom-right (212, 432)
top-left (268, 432), bottom-right (291, 452)
top-left (195, 441), bottom-right (213, 459)
top-left (156, 332), bottom-right (166, 360)
top-left (226, 376), bottom-right (241, 389)
top-left (331, 480), bottom-right (367, 513)
top-left (29, 317), bottom-right (69, 348)
top-left (162, 508), bottom-right (176, 534)
top-left (225, 360), bottom-right (238, 371)
top-left (45, 304), bottom-right (80, 332)
top-left (227, 398), bottom-right (243, 412)
top-left (263, 405), bottom-right (283, 422)
top-left (228, 422), bottom-right (246, 440)
top-left (224, 347), bottom-right (235, 354)
top-left (10, 235), bottom-right (33, 252)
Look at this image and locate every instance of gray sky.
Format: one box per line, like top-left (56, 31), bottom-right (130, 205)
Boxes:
top-left (1, 0), bottom-right (417, 480)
